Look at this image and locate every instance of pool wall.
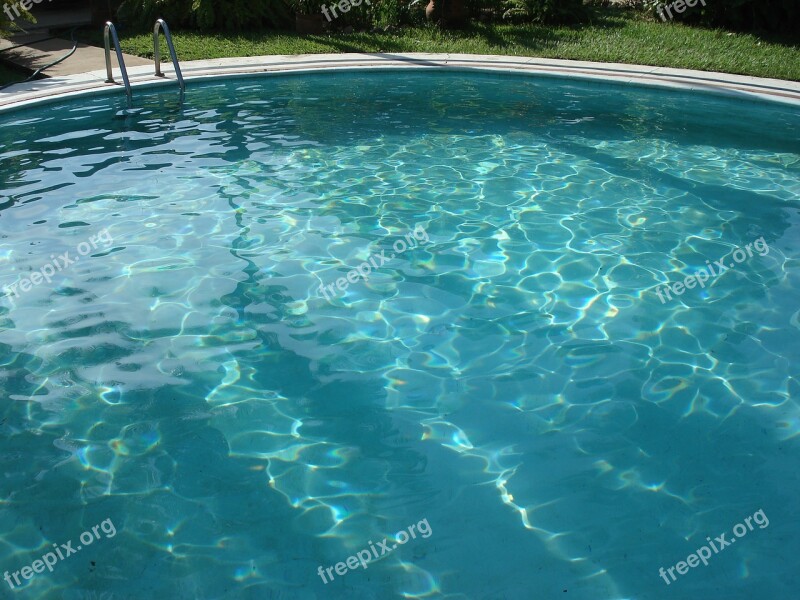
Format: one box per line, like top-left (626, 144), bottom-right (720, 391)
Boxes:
top-left (1, 53), bottom-right (800, 113)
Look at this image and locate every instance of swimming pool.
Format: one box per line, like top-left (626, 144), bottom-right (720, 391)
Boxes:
top-left (1, 66), bottom-right (799, 599)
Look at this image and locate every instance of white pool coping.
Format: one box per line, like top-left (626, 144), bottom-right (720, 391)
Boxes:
top-left (1, 53), bottom-right (799, 112)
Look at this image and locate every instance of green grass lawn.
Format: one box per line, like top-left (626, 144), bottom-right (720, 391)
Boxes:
top-left (83, 8), bottom-right (800, 81)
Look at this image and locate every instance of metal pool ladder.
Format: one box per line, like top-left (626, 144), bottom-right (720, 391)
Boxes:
top-left (104, 19), bottom-right (185, 108)
top-left (103, 21), bottom-right (132, 108)
top-left (153, 19), bottom-right (185, 101)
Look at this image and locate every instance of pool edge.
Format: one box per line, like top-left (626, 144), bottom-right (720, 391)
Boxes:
top-left (1, 53), bottom-right (799, 113)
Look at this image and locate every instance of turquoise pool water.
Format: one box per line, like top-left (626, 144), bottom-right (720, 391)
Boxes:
top-left (1, 70), bottom-right (799, 599)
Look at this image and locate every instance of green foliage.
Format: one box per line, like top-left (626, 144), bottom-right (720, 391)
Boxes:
top-left (368, 0), bottom-right (425, 28)
top-left (1, 4), bottom-right (35, 36)
top-left (116, 0), bottom-right (590, 31)
top-left (644, 0), bottom-right (799, 33)
top-left (707, 0), bottom-right (800, 33)
top-left (118, 0), bottom-right (292, 30)
top-left (113, 0), bottom-right (798, 32)
top-left (501, 0), bottom-right (587, 23)
top-left (367, 0), bottom-right (425, 28)
top-left (288, 0), bottom-right (329, 15)
top-left (321, 0), bottom-right (426, 31)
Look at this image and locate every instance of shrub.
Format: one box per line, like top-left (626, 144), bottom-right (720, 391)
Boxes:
top-left (1, 4), bottom-right (34, 36)
top-left (645, 0), bottom-right (799, 33)
top-left (502, 0), bottom-right (587, 23)
top-left (368, 0), bottom-right (426, 28)
top-left (322, 0), bottom-right (427, 31)
top-left (705, 0), bottom-right (799, 33)
top-left (118, 0), bottom-right (292, 31)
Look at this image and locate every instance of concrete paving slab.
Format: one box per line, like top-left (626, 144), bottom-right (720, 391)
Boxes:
top-left (0, 37), bottom-right (151, 77)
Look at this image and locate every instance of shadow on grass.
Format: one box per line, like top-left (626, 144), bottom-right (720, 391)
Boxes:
top-left (303, 23), bottom-right (567, 55)
top-left (298, 33), bottom-right (401, 54)
top-left (305, 7), bottom-right (631, 56)
top-left (601, 5), bottom-right (800, 48)
top-left (456, 6), bottom-right (627, 48)
top-left (206, 7), bottom-right (632, 56)
top-left (686, 22), bottom-right (800, 48)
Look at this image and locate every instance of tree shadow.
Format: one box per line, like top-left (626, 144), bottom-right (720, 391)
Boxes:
top-left (683, 20), bottom-right (800, 49)
top-left (432, 6), bottom-right (629, 53)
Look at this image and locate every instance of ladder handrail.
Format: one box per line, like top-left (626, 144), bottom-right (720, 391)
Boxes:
top-left (153, 19), bottom-right (185, 98)
top-left (103, 21), bottom-right (132, 108)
